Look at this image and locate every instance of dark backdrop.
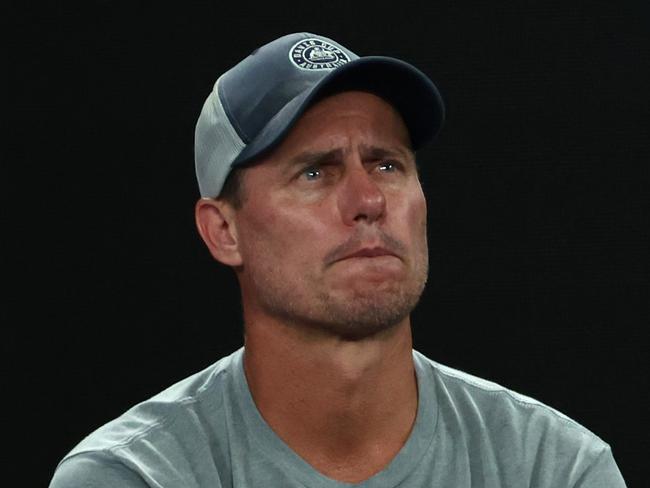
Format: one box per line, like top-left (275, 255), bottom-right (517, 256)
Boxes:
top-left (7, 1), bottom-right (648, 486)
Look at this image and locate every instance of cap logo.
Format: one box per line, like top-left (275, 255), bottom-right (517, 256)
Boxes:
top-left (289, 38), bottom-right (350, 70)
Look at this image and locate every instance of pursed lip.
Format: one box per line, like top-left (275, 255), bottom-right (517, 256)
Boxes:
top-left (338, 247), bottom-right (400, 261)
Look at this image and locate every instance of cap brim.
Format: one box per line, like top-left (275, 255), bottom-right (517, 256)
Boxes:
top-left (231, 56), bottom-right (445, 168)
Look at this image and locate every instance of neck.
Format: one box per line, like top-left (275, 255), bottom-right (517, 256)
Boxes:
top-left (242, 315), bottom-right (418, 482)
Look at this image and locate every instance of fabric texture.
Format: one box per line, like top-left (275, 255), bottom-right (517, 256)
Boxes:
top-left (49, 348), bottom-right (627, 487)
top-left (194, 75), bottom-right (246, 198)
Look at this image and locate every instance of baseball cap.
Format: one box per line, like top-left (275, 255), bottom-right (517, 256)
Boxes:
top-left (194, 32), bottom-right (445, 198)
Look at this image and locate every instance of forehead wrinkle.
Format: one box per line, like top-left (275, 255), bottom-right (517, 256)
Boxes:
top-left (358, 143), bottom-right (414, 162)
top-left (282, 142), bottom-right (414, 174)
top-left (276, 114), bottom-right (414, 175)
top-left (286, 147), bottom-right (347, 168)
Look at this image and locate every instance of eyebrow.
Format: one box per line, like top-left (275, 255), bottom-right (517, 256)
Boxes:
top-left (287, 148), bottom-right (346, 168)
top-left (286, 145), bottom-right (414, 169)
top-left (361, 145), bottom-right (414, 161)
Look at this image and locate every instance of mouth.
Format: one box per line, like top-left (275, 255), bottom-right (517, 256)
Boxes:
top-left (339, 247), bottom-right (400, 261)
top-left (324, 234), bottom-right (407, 269)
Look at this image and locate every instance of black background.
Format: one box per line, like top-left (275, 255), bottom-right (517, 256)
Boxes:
top-left (7, 1), bottom-right (648, 486)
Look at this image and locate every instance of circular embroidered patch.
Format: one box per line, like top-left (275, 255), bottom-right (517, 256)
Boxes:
top-left (289, 38), bottom-right (351, 70)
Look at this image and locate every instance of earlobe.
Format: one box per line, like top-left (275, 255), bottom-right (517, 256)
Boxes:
top-left (195, 198), bottom-right (243, 267)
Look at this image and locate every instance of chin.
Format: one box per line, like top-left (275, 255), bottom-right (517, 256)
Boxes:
top-left (310, 286), bottom-right (423, 341)
top-left (314, 317), bottom-right (403, 342)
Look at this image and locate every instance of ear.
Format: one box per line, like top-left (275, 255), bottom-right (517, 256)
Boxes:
top-left (195, 198), bottom-right (243, 267)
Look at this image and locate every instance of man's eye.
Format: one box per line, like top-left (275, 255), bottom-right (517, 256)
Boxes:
top-left (301, 166), bottom-right (322, 181)
top-left (378, 161), bottom-right (398, 172)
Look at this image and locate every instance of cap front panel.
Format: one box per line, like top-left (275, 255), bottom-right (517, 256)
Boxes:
top-left (219, 33), bottom-right (358, 144)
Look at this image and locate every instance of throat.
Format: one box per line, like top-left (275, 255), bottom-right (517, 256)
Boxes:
top-left (242, 317), bottom-right (419, 481)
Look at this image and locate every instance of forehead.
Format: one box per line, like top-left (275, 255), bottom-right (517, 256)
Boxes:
top-left (265, 91), bottom-right (413, 162)
top-left (229, 91), bottom-right (415, 201)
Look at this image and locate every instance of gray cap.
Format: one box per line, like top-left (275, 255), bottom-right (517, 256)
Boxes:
top-left (194, 32), bottom-right (445, 198)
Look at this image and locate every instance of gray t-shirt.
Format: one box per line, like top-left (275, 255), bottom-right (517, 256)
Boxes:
top-left (49, 348), bottom-right (626, 487)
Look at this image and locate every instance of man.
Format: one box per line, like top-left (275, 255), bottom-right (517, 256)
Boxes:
top-left (50, 32), bottom-right (626, 487)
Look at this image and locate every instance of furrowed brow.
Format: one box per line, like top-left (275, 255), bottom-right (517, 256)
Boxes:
top-left (360, 145), bottom-right (414, 162)
top-left (286, 148), bottom-right (346, 168)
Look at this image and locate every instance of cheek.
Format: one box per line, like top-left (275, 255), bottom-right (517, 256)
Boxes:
top-left (401, 187), bottom-right (427, 231)
top-left (237, 200), bottom-right (327, 266)
top-left (404, 192), bottom-right (429, 258)
top-left (236, 201), bottom-right (279, 261)
top-left (412, 192), bottom-right (427, 226)
top-left (239, 224), bottom-right (281, 267)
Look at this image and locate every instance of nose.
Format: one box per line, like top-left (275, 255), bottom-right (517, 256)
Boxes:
top-left (338, 166), bottom-right (387, 226)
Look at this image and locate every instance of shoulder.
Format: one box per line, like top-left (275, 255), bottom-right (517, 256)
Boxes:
top-left (49, 452), bottom-right (149, 488)
top-left (51, 349), bottom-right (242, 485)
top-left (413, 350), bottom-right (612, 469)
top-left (413, 350), bottom-right (628, 484)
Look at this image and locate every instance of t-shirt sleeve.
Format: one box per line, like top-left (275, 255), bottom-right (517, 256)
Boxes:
top-left (49, 453), bottom-right (150, 488)
top-left (573, 446), bottom-right (627, 488)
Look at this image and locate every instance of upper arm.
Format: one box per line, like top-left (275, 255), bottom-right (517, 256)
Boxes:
top-left (573, 447), bottom-right (627, 488)
top-left (49, 453), bottom-right (150, 488)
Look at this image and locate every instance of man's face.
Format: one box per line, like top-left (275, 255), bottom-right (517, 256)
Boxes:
top-left (231, 91), bottom-right (429, 340)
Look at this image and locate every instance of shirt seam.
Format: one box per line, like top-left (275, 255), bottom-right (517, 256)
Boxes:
top-left (65, 361), bottom-right (231, 461)
top-left (55, 447), bottom-right (149, 484)
top-left (426, 359), bottom-right (609, 446)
